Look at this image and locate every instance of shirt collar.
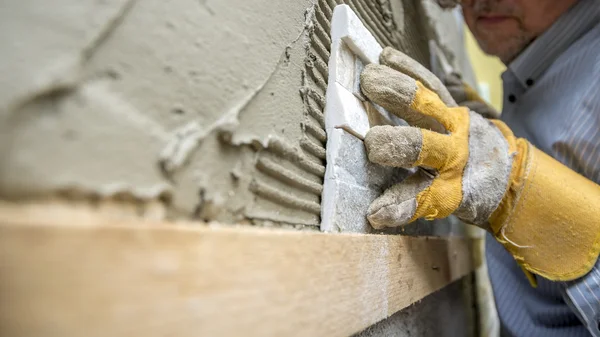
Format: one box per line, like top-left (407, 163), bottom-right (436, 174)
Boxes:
top-left (507, 0), bottom-right (600, 87)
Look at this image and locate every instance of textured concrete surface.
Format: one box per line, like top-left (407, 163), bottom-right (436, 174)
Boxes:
top-left (0, 1), bottom-right (478, 334)
top-left (354, 278), bottom-right (475, 337)
top-left (0, 0), bottom-right (475, 230)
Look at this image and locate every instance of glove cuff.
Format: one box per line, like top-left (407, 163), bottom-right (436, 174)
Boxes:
top-left (490, 139), bottom-right (600, 281)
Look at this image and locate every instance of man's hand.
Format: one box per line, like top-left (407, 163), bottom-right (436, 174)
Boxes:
top-left (360, 47), bottom-right (600, 282)
top-left (360, 47), bottom-right (511, 230)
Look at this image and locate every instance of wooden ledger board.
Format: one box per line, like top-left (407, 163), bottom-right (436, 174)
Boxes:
top-left (0, 203), bottom-right (475, 337)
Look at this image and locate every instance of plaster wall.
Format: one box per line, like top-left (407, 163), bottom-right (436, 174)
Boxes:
top-left (1, 0), bottom-right (471, 229)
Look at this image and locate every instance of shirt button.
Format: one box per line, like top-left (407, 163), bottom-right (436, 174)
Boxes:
top-left (508, 94), bottom-right (516, 103)
top-left (526, 78), bottom-right (534, 86)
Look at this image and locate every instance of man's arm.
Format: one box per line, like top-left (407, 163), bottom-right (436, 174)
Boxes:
top-left (565, 259), bottom-right (600, 337)
top-left (359, 47), bottom-right (600, 282)
top-left (561, 72), bottom-right (600, 337)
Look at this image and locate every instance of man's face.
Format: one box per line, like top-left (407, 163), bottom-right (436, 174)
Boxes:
top-left (462, 0), bottom-right (578, 64)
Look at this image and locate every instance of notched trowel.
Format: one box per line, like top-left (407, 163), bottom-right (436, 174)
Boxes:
top-left (320, 5), bottom-right (411, 233)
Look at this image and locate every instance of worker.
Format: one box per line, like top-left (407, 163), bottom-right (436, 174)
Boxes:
top-left (358, 0), bottom-right (600, 335)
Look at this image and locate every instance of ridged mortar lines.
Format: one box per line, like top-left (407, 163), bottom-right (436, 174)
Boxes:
top-left (307, 64), bottom-right (329, 93)
top-left (313, 9), bottom-right (332, 47)
top-left (368, 0), bottom-right (395, 35)
top-left (306, 100), bottom-right (325, 128)
top-left (365, 0), bottom-right (387, 23)
top-left (314, 22), bottom-right (332, 50)
top-left (304, 120), bottom-right (327, 143)
top-left (315, 7), bottom-right (331, 34)
top-left (249, 0), bottom-right (411, 225)
top-left (249, 179), bottom-right (322, 215)
top-left (349, 0), bottom-right (395, 46)
top-left (303, 87), bottom-right (326, 110)
top-left (365, 0), bottom-right (397, 42)
top-left (325, 0), bottom-right (338, 11)
top-left (312, 56), bottom-right (329, 82)
top-left (256, 157), bottom-right (323, 195)
top-left (377, 0), bottom-right (396, 32)
top-left (300, 137), bottom-right (327, 160)
top-left (307, 65), bottom-right (328, 92)
top-left (311, 35), bottom-right (331, 61)
top-left (343, 1), bottom-right (390, 47)
top-left (267, 136), bottom-right (325, 178)
top-left (396, 0), bottom-right (430, 66)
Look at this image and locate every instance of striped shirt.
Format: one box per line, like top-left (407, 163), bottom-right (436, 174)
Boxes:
top-left (486, 0), bottom-right (600, 336)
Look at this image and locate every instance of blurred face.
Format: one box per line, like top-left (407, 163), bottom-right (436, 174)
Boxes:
top-left (462, 0), bottom-right (578, 64)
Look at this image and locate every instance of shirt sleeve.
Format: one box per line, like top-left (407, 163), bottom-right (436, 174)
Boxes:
top-left (564, 257), bottom-right (600, 337)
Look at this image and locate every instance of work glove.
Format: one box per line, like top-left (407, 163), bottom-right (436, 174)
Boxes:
top-left (443, 73), bottom-right (500, 119)
top-left (436, 0), bottom-right (460, 9)
top-left (360, 47), bottom-right (600, 282)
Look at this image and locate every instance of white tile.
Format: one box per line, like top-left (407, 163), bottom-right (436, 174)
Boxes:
top-left (321, 4), bottom-right (408, 233)
top-left (325, 82), bottom-right (370, 138)
top-left (330, 5), bottom-right (383, 65)
top-left (329, 39), bottom-right (356, 90)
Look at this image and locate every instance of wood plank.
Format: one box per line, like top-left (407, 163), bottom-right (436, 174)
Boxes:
top-left (0, 213), bottom-right (474, 337)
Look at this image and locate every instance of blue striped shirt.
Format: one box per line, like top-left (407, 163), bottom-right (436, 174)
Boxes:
top-left (486, 0), bottom-right (600, 335)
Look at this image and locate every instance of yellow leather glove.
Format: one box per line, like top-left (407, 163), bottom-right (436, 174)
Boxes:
top-left (361, 47), bottom-right (600, 282)
top-left (443, 72), bottom-right (500, 119)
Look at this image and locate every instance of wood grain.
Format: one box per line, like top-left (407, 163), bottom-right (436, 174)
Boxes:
top-left (0, 206), bottom-right (474, 337)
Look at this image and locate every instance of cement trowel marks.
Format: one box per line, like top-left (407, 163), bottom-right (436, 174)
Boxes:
top-left (247, 0), bottom-right (402, 227)
top-left (321, 5), bottom-right (410, 233)
top-left (0, 0), bottom-right (432, 228)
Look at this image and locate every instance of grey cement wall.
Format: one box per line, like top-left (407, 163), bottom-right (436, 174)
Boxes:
top-left (0, 0), bottom-right (473, 228)
top-left (0, 0), bottom-right (477, 335)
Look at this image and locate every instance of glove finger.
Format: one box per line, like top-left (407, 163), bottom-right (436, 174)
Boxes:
top-left (360, 64), bottom-right (447, 133)
top-left (444, 77), bottom-right (469, 103)
top-left (368, 170), bottom-right (434, 229)
top-left (380, 47), bottom-right (457, 107)
top-left (463, 101), bottom-right (501, 119)
top-left (364, 125), bottom-right (451, 170)
top-left (442, 72), bottom-right (464, 88)
top-left (436, 0), bottom-right (460, 9)
top-left (446, 85), bottom-right (468, 103)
